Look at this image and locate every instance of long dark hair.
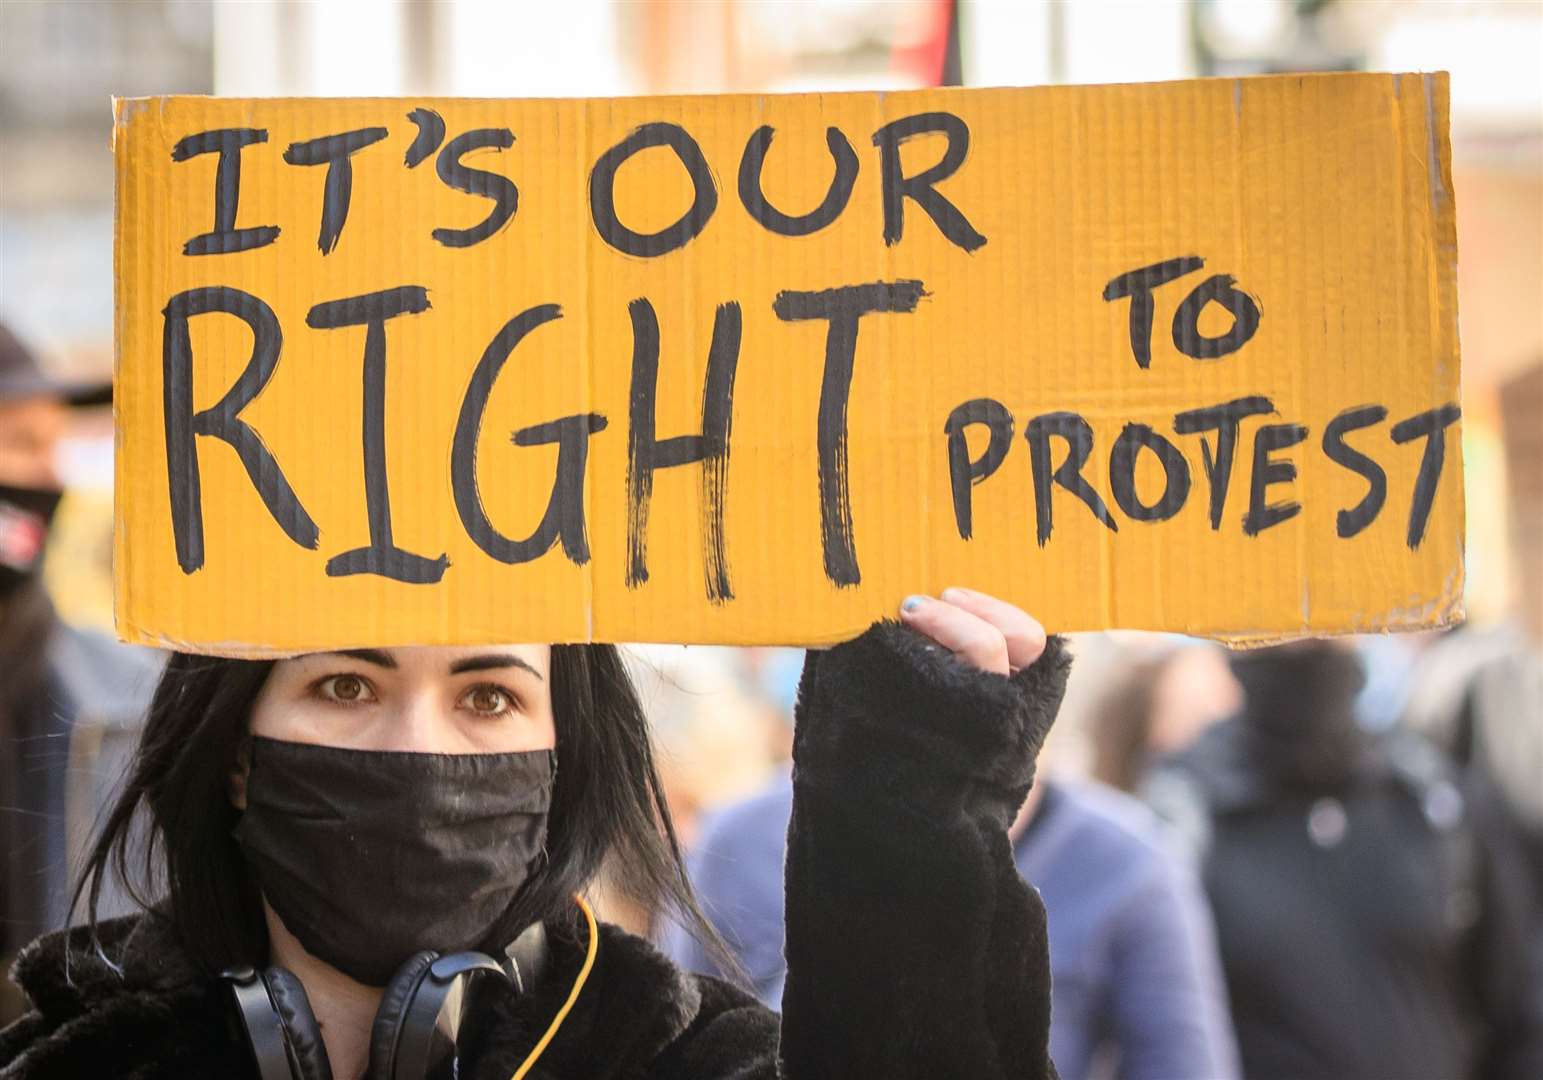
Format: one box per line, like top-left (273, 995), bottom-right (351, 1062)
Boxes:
top-left (72, 644), bottom-right (734, 977)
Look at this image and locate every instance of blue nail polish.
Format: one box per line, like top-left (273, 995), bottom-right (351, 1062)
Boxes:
top-left (902, 595), bottom-right (926, 612)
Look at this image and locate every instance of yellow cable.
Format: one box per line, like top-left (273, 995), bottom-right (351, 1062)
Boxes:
top-left (510, 895), bottom-right (599, 1080)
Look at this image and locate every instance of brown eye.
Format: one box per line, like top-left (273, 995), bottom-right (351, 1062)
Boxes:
top-left (317, 674), bottom-right (375, 705)
top-left (462, 685), bottom-right (514, 717)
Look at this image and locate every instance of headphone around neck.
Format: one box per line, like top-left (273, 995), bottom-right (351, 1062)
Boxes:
top-left (223, 896), bottom-right (599, 1080)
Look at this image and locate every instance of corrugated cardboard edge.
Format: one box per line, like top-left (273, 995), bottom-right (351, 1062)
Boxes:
top-left (110, 96), bottom-right (138, 650)
top-left (1216, 570), bottom-right (1466, 649)
top-left (1424, 71), bottom-right (1467, 640)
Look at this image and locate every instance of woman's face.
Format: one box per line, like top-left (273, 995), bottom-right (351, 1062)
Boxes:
top-left (247, 645), bottom-right (556, 755)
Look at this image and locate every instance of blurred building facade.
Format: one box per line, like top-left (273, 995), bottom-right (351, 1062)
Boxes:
top-left (1, 1), bottom-right (212, 369)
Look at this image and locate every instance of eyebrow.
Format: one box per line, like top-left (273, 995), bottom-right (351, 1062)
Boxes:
top-left (449, 654), bottom-right (544, 680)
top-left (329, 648), bottom-right (396, 668)
top-left (316, 649), bottom-right (542, 680)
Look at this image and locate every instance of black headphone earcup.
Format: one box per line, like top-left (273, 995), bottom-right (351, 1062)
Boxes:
top-left (264, 967), bottom-right (334, 1080)
top-left (368, 950), bottom-right (438, 1080)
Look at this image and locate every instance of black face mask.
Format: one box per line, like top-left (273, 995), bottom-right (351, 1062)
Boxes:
top-left (234, 736), bottom-right (555, 987)
top-left (0, 483), bottom-right (61, 597)
top-left (1231, 643), bottom-right (1367, 789)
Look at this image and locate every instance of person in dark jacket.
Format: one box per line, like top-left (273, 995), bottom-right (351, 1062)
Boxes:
top-left (0, 588), bottom-right (1069, 1079)
top-left (0, 322), bottom-right (160, 1026)
top-left (1147, 640), bottom-right (1543, 1080)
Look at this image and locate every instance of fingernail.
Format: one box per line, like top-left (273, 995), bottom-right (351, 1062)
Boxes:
top-left (940, 586), bottom-right (975, 603)
top-left (901, 595), bottom-right (927, 613)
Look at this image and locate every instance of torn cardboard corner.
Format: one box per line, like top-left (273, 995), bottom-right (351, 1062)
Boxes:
top-left (112, 72), bottom-right (1463, 655)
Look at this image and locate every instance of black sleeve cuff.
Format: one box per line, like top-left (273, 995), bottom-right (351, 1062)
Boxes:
top-left (793, 621), bottom-right (1071, 793)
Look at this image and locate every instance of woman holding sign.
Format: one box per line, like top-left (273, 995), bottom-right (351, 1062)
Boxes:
top-left (0, 590), bottom-right (1067, 1080)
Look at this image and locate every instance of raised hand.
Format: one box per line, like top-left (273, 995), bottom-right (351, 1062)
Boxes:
top-left (898, 587), bottom-right (1047, 676)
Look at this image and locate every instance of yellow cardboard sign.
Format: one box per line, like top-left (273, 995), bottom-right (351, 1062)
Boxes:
top-left (112, 73), bottom-right (1463, 654)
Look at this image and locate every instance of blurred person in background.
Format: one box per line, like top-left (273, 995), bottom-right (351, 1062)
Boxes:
top-left (1147, 639), bottom-right (1543, 1079)
top-left (589, 646), bottom-right (782, 937)
top-left (1088, 639), bottom-right (1242, 794)
top-left (666, 638), bottom-right (1241, 1080)
top-left (0, 322), bottom-right (159, 1026)
top-left (653, 647), bottom-right (801, 1002)
top-left (637, 646), bottom-right (788, 852)
top-left (1405, 362), bottom-right (1543, 904)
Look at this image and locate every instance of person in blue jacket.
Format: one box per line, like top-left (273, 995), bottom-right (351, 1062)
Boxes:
top-left (666, 748), bottom-right (1239, 1080)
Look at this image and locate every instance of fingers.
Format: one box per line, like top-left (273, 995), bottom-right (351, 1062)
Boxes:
top-left (900, 594), bottom-right (1010, 674)
top-left (899, 589), bottom-right (1046, 675)
top-left (939, 587), bottom-right (1046, 673)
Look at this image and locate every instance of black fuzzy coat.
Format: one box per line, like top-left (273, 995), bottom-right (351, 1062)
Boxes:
top-left (0, 623), bottom-right (1069, 1079)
